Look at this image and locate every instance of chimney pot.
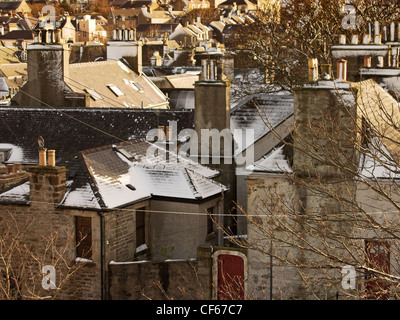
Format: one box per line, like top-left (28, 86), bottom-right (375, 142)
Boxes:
top-left (364, 56), bottom-right (372, 68)
top-left (339, 34), bottom-right (346, 45)
top-left (201, 59), bottom-right (208, 80)
top-left (14, 163), bottom-right (21, 172)
top-left (6, 164), bottom-right (14, 174)
top-left (308, 58), bottom-right (318, 82)
top-left (336, 59), bottom-right (347, 81)
top-left (377, 56), bottom-right (384, 68)
top-left (48, 150), bottom-right (56, 167)
top-left (39, 148), bottom-right (47, 166)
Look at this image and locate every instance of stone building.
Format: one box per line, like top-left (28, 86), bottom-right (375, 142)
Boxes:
top-left (11, 28), bottom-right (169, 109)
top-left (0, 136), bottom-right (227, 299)
top-left (245, 59), bottom-right (400, 299)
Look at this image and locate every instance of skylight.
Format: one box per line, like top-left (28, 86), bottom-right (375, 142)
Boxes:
top-left (129, 80), bottom-right (144, 92)
top-left (85, 89), bottom-right (103, 101)
top-left (107, 84), bottom-right (124, 97)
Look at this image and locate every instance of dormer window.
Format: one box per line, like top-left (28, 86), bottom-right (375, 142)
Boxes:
top-left (0, 149), bottom-right (11, 162)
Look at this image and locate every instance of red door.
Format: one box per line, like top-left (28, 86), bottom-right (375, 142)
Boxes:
top-left (217, 254), bottom-right (244, 300)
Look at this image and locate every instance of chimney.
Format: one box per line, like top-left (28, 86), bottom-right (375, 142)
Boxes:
top-left (293, 62), bottom-right (358, 180)
top-left (336, 59), bottom-right (347, 81)
top-left (308, 58), bottom-right (318, 82)
top-left (11, 40), bottom-right (77, 107)
top-left (27, 147), bottom-right (66, 205)
top-left (194, 53), bottom-right (231, 155)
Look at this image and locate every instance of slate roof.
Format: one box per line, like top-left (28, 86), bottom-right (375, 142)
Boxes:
top-left (0, 1), bottom-right (24, 10)
top-left (66, 60), bottom-right (169, 109)
top-left (0, 107), bottom-right (194, 166)
top-left (0, 47), bottom-right (21, 64)
top-left (73, 139), bottom-right (226, 209)
top-left (230, 93), bottom-right (294, 155)
top-left (0, 30), bottom-right (33, 40)
top-left (136, 23), bottom-right (180, 33)
top-left (119, 0), bottom-right (152, 8)
top-left (168, 90), bottom-right (194, 110)
top-left (247, 143), bottom-right (292, 173)
top-left (0, 137), bottom-right (226, 208)
top-left (350, 79), bottom-right (400, 163)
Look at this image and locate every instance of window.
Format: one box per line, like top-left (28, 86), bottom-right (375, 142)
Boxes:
top-left (107, 84), bottom-right (124, 97)
top-left (365, 240), bottom-right (390, 299)
top-left (207, 206), bottom-right (215, 235)
top-left (76, 216), bottom-right (92, 259)
top-left (136, 207), bottom-right (146, 248)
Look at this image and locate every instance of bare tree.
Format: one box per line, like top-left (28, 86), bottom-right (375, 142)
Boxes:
top-left (231, 0), bottom-right (400, 98)
top-left (223, 75), bottom-right (400, 299)
top-left (0, 210), bottom-right (88, 299)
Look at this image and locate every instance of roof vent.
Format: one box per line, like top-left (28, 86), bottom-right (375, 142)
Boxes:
top-left (126, 184), bottom-right (136, 191)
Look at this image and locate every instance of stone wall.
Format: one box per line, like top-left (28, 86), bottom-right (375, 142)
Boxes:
top-left (107, 246), bottom-right (213, 300)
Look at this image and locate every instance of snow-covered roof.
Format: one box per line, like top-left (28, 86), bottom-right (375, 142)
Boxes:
top-left (0, 181), bottom-right (29, 204)
top-left (230, 93), bottom-right (294, 155)
top-left (358, 137), bottom-right (400, 180)
top-left (67, 139), bottom-right (227, 209)
top-left (247, 144), bottom-right (292, 173)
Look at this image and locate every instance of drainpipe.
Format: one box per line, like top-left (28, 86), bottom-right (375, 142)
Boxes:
top-left (97, 211), bottom-right (106, 300)
top-left (270, 238), bottom-right (273, 300)
top-left (217, 191), bottom-right (224, 246)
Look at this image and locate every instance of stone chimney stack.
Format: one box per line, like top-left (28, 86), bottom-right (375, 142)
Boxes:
top-left (10, 23), bottom-right (89, 107)
top-left (194, 53), bottom-right (230, 144)
top-left (294, 59), bottom-right (358, 179)
top-left (27, 144), bottom-right (66, 206)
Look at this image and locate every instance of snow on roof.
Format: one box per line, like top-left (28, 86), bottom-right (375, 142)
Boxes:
top-left (0, 181), bottom-right (29, 203)
top-left (247, 144), bottom-right (292, 173)
top-left (358, 137), bottom-right (400, 180)
top-left (0, 143), bottom-right (24, 163)
top-left (230, 94), bottom-right (294, 155)
top-left (81, 139), bottom-right (226, 209)
top-left (90, 164), bottom-right (152, 208)
top-left (61, 182), bottom-right (101, 209)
